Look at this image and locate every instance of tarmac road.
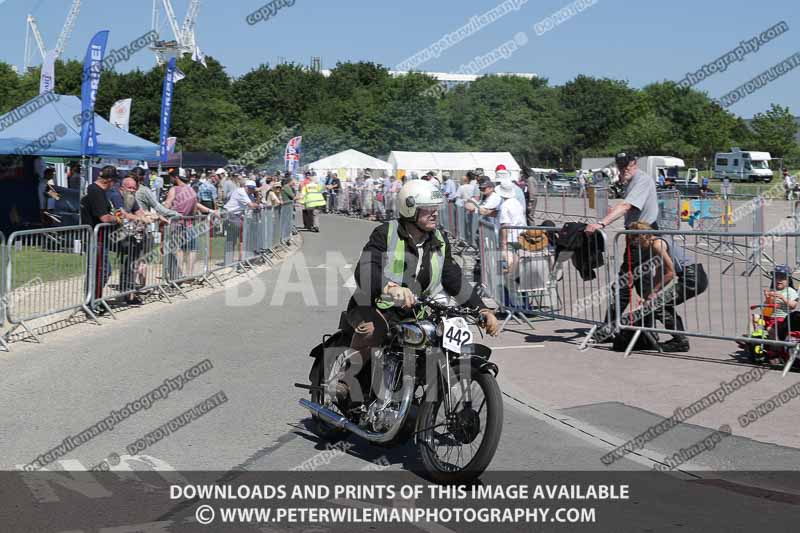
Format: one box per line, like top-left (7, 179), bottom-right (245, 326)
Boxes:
top-left (2, 213), bottom-right (799, 531)
top-left (0, 213), bottom-right (644, 473)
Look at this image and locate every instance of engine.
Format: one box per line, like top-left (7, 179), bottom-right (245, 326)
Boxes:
top-left (365, 350), bottom-right (405, 432)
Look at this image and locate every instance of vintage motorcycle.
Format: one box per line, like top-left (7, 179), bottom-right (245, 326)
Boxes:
top-left (297, 297), bottom-right (503, 483)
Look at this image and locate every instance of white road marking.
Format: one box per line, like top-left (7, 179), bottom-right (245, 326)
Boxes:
top-left (490, 345), bottom-right (545, 350)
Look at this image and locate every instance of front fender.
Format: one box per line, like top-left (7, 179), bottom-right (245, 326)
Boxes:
top-left (453, 343), bottom-right (498, 377)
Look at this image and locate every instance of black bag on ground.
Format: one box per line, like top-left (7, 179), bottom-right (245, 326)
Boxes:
top-left (612, 329), bottom-right (659, 352)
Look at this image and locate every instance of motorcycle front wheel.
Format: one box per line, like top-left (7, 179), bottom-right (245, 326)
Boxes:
top-left (417, 369), bottom-right (503, 483)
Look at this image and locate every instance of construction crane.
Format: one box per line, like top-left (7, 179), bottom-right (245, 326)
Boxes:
top-left (54, 0), bottom-right (82, 59)
top-left (181, 0), bottom-right (201, 52)
top-left (150, 0), bottom-right (202, 65)
top-left (23, 0), bottom-right (82, 72)
top-left (23, 15), bottom-right (47, 70)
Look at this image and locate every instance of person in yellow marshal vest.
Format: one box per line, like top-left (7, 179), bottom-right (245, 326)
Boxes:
top-left (300, 171), bottom-right (326, 232)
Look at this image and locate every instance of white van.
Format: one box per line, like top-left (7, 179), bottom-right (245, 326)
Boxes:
top-left (637, 156), bottom-right (685, 181)
top-left (713, 148), bottom-right (773, 182)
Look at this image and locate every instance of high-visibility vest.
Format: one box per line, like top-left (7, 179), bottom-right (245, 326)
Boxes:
top-left (376, 221), bottom-right (447, 310)
top-left (302, 183), bottom-right (326, 209)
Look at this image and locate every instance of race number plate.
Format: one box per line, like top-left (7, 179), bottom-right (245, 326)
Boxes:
top-left (442, 317), bottom-right (472, 353)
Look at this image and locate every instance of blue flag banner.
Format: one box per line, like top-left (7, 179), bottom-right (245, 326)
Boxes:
top-left (159, 58), bottom-right (177, 163)
top-left (80, 30), bottom-right (109, 156)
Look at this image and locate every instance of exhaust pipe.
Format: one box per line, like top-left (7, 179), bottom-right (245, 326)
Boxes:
top-left (299, 375), bottom-right (414, 444)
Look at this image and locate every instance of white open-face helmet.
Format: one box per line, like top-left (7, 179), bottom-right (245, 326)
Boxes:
top-left (398, 179), bottom-right (444, 219)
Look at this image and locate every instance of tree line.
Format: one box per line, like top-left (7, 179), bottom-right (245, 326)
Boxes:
top-left (1, 57), bottom-right (797, 169)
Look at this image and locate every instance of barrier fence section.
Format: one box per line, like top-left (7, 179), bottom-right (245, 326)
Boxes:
top-left (535, 191), bottom-right (596, 224)
top-left (454, 204), bottom-right (480, 250)
top-left (477, 219), bottom-right (616, 334)
top-left (241, 209), bottom-right (261, 265)
top-left (211, 211), bottom-right (245, 272)
top-left (613, 229), bottom-right (800, 376)
top-left (657, 190), bottom-right (681, 230)
top-left (279, 203), bottom-right (296, 243)
top-left (91, 221), bottom-right (170, 316)
top-left (162, 215), bottom-right (212, 295)
top-left (0, 232), bottom-right (6, 351)
top-left (4, 225), bottom-right (95, 343)
top-left (437, 201), bottom-right (458, 237)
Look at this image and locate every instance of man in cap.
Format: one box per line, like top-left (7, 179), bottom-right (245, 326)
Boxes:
top-left (587, 152), bottom-right (660, 344)
top-left (476, 177), bottom-right (502, 223)
top-left (224, 177), bottom-right (259, 214)
top-left (81, 166), bottom-right (118, 311)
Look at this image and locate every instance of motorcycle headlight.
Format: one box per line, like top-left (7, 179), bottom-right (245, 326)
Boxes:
top-left (435, 320), bottom-right (444, 338)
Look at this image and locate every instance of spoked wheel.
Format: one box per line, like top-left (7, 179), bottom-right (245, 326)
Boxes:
top-left (417, 370), bottom-right (503, 483)
top-left (308, 349), bottom-right (353, 439)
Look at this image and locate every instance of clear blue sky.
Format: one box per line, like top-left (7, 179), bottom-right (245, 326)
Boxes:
top-left (1, 0), bottom-right (797, 118)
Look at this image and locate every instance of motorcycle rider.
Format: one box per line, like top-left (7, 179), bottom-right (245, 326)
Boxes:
top-left (342, 179), bottom-right (500, 370)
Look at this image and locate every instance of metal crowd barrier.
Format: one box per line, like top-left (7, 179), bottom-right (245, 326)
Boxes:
top-left (454, 204), bottom-right (480, 250)
top-left (162, 216), bottom-right (212, 296)
top-left (279, 203), bottom-right (295, 243)
top-left (3, 225), bottom-right (95, 344)
top-left (682, 196), bottom-right (775, 277)
top-left (437, 201), bottom-right (458, 237)
top-left (535, 191), bottom-right (595, 224)
top-left (657, 190), bottom-right (681, 230)
top-left (360, 189), bottom-right (377, 219)
top-left (241, 209), bottom-right (261, 264)
top-left (210, 211), bottom-right (245, 272)
top-left (383, 191), bottom-right (398, 220)
top-left (0, 232), bottom-right (7, 351)
top-left (91, 221), bottom-right (171, 316)
top-left (612, 228), bottom-right (800, 376)
top-left (478, 220), bottom-right (615, 334)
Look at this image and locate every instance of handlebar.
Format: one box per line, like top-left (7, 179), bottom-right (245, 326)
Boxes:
top-left (415, 296), bottom-right (486, 325)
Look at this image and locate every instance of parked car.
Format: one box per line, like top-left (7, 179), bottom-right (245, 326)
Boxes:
top-left (548, 174), bottom-right (576, 194)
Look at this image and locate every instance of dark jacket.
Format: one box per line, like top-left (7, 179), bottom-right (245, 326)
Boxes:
top-left (345, 221), bottom-right (485, 328)
top-left (555, 222), bottom-right (605, 281)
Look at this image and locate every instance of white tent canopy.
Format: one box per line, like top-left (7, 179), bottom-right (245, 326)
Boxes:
top-left (388, 151), bottom-right (521, 180)
top-left (305, 149), bottom-right (391, 180)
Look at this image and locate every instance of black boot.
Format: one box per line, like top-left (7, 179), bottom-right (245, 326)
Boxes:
top-left (660, 336), bottom-right (690, 352)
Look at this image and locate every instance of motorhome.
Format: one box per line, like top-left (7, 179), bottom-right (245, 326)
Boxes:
top-left (713, 148), bottom-right (773, 182)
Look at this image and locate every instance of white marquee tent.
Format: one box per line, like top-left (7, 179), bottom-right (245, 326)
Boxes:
top-left (387, 151), bottom-right (521, 180)
top-left (305, 149), bottom-right (392, 180)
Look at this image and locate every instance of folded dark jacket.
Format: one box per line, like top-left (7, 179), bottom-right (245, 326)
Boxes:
top-left (554, 222), bottom-right (605, 281)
